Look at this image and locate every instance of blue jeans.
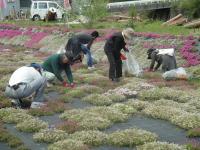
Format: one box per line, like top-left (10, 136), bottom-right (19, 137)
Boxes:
top-left (81, 45), bottom-right (93, 67)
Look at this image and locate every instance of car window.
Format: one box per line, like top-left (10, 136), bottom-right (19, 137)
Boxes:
top-left (38, 2), bottom-right (47, 9)
top-left (33, 3), bottom-right (37, 9)
top-left (49, 3), bottom-right (58, 8)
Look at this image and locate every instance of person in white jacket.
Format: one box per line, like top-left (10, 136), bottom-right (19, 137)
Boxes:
top-left (5, 63), bottom-right (47, 108)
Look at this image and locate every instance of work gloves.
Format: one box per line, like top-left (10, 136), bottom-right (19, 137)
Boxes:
top-left (63, 81), bottom-right (75, 88)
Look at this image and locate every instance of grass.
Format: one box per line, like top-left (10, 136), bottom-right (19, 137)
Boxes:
top-left (1, 19), bottom-right (198, 36)
top-left (135, 20), bottom-right (195, 36)
top-left (187, 128), bottom-right (200, 137)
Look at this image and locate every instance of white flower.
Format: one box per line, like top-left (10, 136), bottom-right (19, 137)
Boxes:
top-left (48, 139), bottom-right (89, 150)
top-left (16, 118), bottom-right (48, 132)
top-left (82, 94), bottom-right (112, 106)
top-left (137, 141), bottom-right (187, 150)
top-left (69, 130), bottom-right (108, 146)
top-left (108, 128), bottom-right (158, 147)
top-left (33, 128), bottom-right (68, 143)
top-left (170, 112), bottom-right (200, 129)
top-left (110, 103), bottom-right (137, 114)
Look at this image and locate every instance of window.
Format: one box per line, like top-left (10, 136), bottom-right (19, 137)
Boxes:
top-left (33, 3), bottom-right (37, 9)
top-left (38, 2), bottom-right (47, 9)
top-left (49, 3), bottom-right (58, 8)
top-left (20, 0), bottom-right (31, 8)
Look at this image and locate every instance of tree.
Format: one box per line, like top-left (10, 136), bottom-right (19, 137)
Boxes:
top-left (76, 0), bottom-right (108, 28)
top-left (174, 0), bottom-right (200, 19)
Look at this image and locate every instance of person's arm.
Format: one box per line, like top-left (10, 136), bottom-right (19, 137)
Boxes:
top-left (154, 55), bottom-right (162, 71)
top-left (64, 64), bottom-right (73, 84)
top-left (87, 38), bottom-right (95, 49)
top-left (149, 53), bottom-right (156, 70)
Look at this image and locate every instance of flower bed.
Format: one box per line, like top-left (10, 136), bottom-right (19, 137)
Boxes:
top-left (110, 103), bottom-right (137, 114)
top-left (105, 93), bottom-right (126, 102)
top-left (56, 120), bottom-right (80, 134)
top-left (170, 113), bottom-right (200, 129)
top-left (89, 106), bottom-right (129, 123)
top-left (69, 130), bottom-right (108, 146)
top-left (82, 94), bottom-right (112, 106)
top-left (142, 105), bottom-right (183, 120)
top-left (60, 109), bottom-right (112, 130)
top-left (33, 128), bottom-right (68, 143)
top-left (126, 99), bottom-right (149, 111)
top-left (16, 118), bottom-right (48, 133)
top-left (106, 87), bottom-right (137, 99)
top-left (137, 141), bottom-right (186, 150)
top-left (48, 139), bottom-right (89, 150)
top-left (139, 87), bottom-right (190, 103)
top-left (107, 128), bottom-right (158, 147)
top-left (62, 85), bottom-right (103, 102)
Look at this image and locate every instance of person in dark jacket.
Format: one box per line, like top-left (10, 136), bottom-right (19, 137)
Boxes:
top-left (147, 48), bottom-right (177, 72)
top-left (104, 28), bottom-right (134, 82)
top-left (65, 31), bottom-right (99, 69)
top-left (42, 53), bottom-right (75, 88)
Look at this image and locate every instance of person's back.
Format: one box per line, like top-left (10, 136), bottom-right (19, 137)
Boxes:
top-left (75, 33), bottom-right (93, 44)
top-left (9, 66), bottom-right (41, 86)
top-left (42, 54), bottom-right (60, 73)
top-left (5, 65), bottom-right (47, 108)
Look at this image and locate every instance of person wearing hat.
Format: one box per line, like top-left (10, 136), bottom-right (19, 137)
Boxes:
top-left (5, 63), bottom-right (47, 108)
top-left (65, 31), bottom-right (99, 70)
top-left (42, 53), bottom-right (75, 88)
top-left (147, 48), bottom-right (177, 72)
top-left (104, 28), bottom-right (134, 82)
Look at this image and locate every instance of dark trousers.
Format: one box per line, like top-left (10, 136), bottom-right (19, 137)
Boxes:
top-left (105, 50), bottom-right (122, 79)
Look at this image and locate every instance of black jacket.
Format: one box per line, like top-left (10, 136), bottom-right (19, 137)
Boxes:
top-left (104, 32), bottom-right (128, 57)
top-left (65, 33), bottom-right (94, 58)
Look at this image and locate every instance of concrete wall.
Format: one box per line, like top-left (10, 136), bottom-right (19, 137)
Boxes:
top-left (1, 0), bottom-right (20, 18)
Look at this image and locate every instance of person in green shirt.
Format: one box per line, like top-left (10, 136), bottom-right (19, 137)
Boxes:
top-left (42, 53), bottom-right (75, 88)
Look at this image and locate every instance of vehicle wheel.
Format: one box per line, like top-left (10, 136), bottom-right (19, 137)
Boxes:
top-left (33, 15), bottom-right (40, 21)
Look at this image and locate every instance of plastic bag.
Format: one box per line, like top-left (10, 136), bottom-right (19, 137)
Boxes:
top-left (157, 48), bottom-right (175, 56)
top-left (162, 67), bottom-right (188, 80)
top-left (123, 52), bottom-right (142, 77)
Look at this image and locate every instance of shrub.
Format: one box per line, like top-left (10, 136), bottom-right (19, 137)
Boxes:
top-left (16, 118), bottom-right (48, 132)
top-left (110, 103), bottom-right (137, 114)
top-left (170, 113), bottom-right (200, 129)
top-left (48, 139), bottom-right (89, 150)
top-left (107, 93), bottom-right (126, 102)
top-left (56, 120), bottom-right (80, 134)
top-left (108, 128), bottom-right (158, 147)
top-left (126, 99), bottom-right (149, 111)
top-left (89, 106), bottom-right (129, 123)
top-left (33, 129), bottom-right (68, 143)
top-left (70, 130), bottom-right (108, 146)
top-left (137, 141), bottom-right (186, 150)
top-left (82, 94), bottom-right (112, 106)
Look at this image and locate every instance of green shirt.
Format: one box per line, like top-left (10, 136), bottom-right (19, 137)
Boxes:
top-left (42, 54), bottom-right (73, 83)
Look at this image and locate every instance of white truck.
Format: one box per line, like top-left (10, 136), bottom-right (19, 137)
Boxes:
top-left (30, 1), bottom-right (64, 21)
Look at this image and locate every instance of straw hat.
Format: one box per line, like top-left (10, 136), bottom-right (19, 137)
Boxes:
top-left (122, 28), bottom-right (134, 41)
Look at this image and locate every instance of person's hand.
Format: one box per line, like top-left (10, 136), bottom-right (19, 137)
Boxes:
top-left (62, 81), bottom-right (69, 87)
top-left (70, 83), bottom-right (75, 88)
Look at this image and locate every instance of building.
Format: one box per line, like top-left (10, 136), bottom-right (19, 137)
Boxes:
top-left (0, 0), bottom-right (71, 19)
top-left (0, 0), bottom-right (20, 19)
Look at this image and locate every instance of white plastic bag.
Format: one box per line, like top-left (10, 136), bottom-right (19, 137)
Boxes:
top-left (123, 52), bottom-right (142, 77)
top-left (162, 67), bottom-right (187, 80)
top-left (157, 48), bottom-right (175, 56)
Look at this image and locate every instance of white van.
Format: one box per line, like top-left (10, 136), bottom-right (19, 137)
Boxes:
top-left (30, 1), bottom-right (64, 21)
